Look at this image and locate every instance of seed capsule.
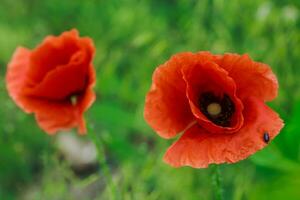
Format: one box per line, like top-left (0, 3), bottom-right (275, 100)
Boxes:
top-left (207, 103), bottom-right (222, 117)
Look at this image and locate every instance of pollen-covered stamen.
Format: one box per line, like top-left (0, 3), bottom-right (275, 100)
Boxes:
top-left (70, 95), bottom-right (78, 106)
top-left (199, 92), bottom-right (235, 127)
top-left (68, 90), bottom-right (85, 106)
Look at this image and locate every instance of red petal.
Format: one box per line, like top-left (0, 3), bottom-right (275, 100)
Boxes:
top-left (12, 89), bottom-right (95, 134)
top-left (24, 30), bottom-right (95, 100)
top-left (23, 64), bottom-right (95, 134)
top-left (24, 50), bottom-right (89, 100)
top-left (6, 47), bottom-right (32, 112)
top-left (77, 64), bottom-right (97, 133)
top-left (182, 61), bottom-right (244, 133)
top-left (216, 54), bottom-right (278, 101)
top-left (5, 30), bottom-right (96, 135)
top-left (164, 97), bottom-right (284, 168)
top-left (27, 29), bottom-right (81, 86)
top-left (33, 101), bottom-right (82, 134)
top-left (144, 52), bottom-right (197, 139)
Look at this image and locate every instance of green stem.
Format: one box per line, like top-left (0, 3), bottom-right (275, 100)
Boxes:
top-left (212, 165), bottom-right (223, 200)
top-left (87, 124), bottom-right (119, 200)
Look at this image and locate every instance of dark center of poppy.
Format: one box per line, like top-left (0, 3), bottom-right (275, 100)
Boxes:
top-left (199, 92), bottom-right (235, 127)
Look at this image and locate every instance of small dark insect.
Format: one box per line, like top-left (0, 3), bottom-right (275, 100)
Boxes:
top-left (263, 132), bottom-right (270, 143)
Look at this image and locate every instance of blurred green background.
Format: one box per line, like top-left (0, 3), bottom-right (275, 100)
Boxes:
top-left (0, 0), bottom-right (300, 199)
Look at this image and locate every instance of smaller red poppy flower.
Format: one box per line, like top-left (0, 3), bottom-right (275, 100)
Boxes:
top-left (6, 29), bottom-right (96, 134)
top-left (144, 51), bottom-right (284, 168)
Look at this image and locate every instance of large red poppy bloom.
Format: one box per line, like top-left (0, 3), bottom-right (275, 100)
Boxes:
top-left (6, 29), bottom-right (96, 134)
top-left (144, 51), bottom-right (284, 168)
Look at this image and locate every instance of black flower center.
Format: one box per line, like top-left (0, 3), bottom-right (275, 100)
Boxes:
top-left (199, 92), bottom-right (235, 127)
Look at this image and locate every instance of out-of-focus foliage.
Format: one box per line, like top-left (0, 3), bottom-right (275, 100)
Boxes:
top-left (0, 0), bottom-right (300, 199)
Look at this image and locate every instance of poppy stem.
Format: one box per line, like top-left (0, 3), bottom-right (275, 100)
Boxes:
top-left (212, 165), bottom-right (223, 200)
top-left (87, 124), bottom-right (120, 200)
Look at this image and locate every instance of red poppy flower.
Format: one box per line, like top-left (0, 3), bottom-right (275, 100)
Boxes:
top-left (6, 29), bottom-right (96, 134)
top-left (144, 51), bottom-right (284, 168)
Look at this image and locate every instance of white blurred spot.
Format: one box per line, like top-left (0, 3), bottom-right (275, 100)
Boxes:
top-left (56, 133), bottom-right (97, 168)
top-left (256, 2), bottom-right (272, 21)
top-left (282, 5), bottom-right (298, 23)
